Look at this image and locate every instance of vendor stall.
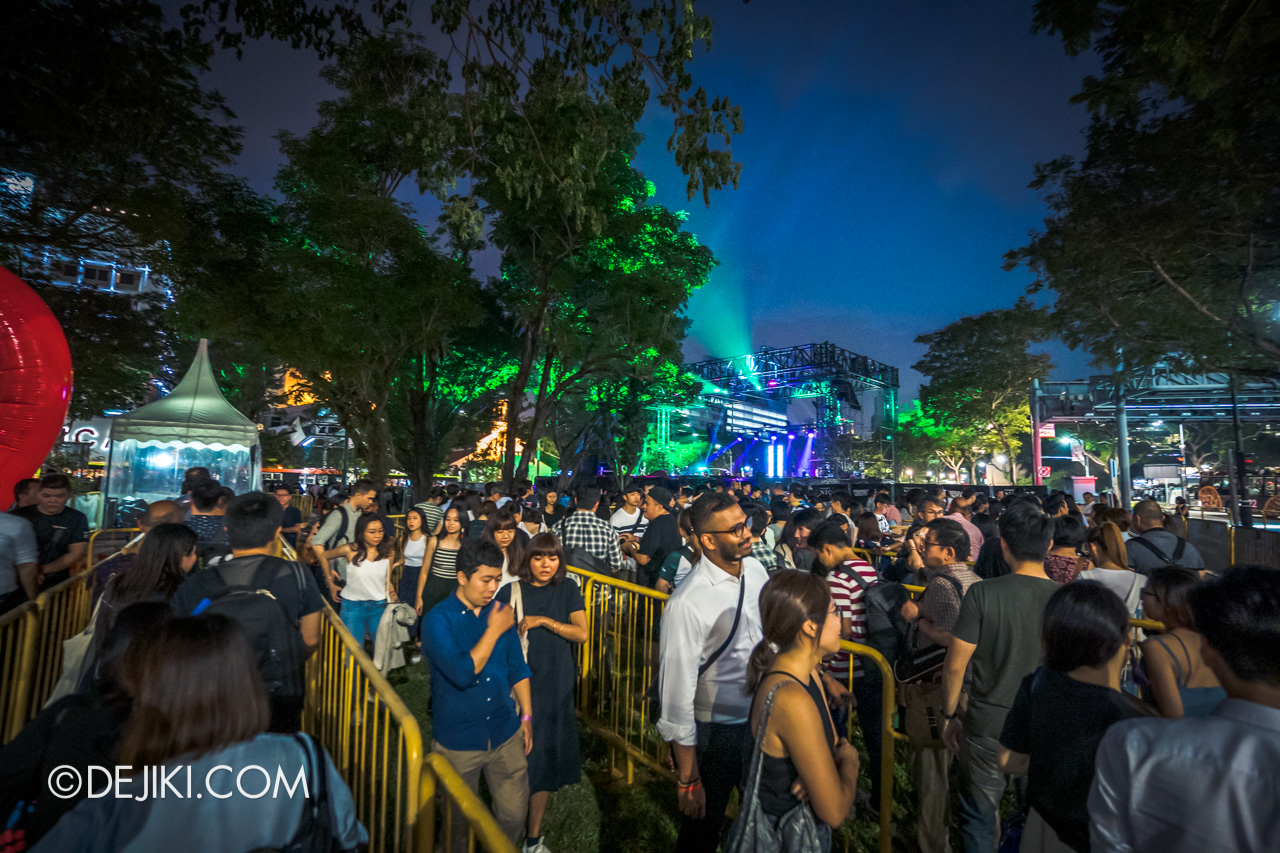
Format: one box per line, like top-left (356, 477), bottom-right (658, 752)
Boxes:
top-left (105, 340), bottom-right (260, 503)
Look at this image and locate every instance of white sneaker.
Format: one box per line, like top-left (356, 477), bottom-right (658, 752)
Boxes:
top-left (524, 840), bottom-right (551, 853)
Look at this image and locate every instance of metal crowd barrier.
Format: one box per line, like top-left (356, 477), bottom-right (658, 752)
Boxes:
top-left (0, 572), bottom-right (94, 741)
top-left (568, 566), bottom-right (897, 853)
top-left (1, 548), bottom-right (514, 853)
top-left (305, 606), bottom-right (515, 853)
top-left (1186, 518), bottom-right (1233, 566)
top-left (86, 527), bottom-right (141, 571)
top-left (0, 603), bottom-right (38, 742)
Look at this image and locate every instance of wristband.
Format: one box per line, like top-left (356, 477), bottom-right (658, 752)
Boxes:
top-left (520, 714), bottom-right (532, 722)
top-left (677, 778), bottom-right (702, 793)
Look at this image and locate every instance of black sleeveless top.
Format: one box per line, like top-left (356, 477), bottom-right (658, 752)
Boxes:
top-left (752, 671), bottom-right (838, 817)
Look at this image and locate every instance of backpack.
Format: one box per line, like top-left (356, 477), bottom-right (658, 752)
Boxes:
top-left (191, 555), bottom-right (309, 698)
top-left (845, 568), bottom-right (911, 673)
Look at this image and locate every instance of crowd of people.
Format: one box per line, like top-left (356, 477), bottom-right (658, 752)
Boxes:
top-left (2, 469), bottom-right (1278, 853)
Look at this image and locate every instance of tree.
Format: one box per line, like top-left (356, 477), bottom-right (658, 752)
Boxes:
top-left (174, 34), bottom-right (479, 487)
top-left (896, 401), bottom-right (988, 483)
top-left (421, 2), bottom-right (740, 486)
top-left (26, 283), bottom-right (172, 420)
top-left (1009, 1), bottom-right (1280, 379)
top-left (913, 300), bottom-right (1053, 484)
top-left (0, 0), bottom-right (240, 268)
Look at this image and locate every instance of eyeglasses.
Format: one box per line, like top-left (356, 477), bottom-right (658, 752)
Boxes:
top-left (922, 539), bottom-right (943, 549)
top-left (702, 521), bottom-right (751, 537)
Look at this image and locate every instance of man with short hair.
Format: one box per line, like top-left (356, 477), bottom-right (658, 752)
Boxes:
top-left (873, 494), bottom-right (896, 534)
top-left (742, 502), bottom-right (780, 574)
top-left (787, 482), bottom-right (808, 508)
top-left (809, 520), bottom-right (881, 809)
top-left (623, 486), bottom-right (680, 589)
top-left (422, 538), bottom-right (532, 851)
top-left (274, 485), bottom-right (304, 549)
top-left (658, 493), bottom-right (768, 853)
top-left (7, 478), bottom-right (40, 512)
top-left (0, 510), bottom-right (39, 614)
top-left (1090, 565), bottom-right (1280, 851)
top-left (415, 488), bottom-right (445, 536)
top-left (877, 491), bottom-right (902, 524)
top-left (175, 466), bottom-right (211, 509)
top-left (91, 499), bottom-right (185, 602)
top-left (312, 479), bottom-right (379, 601)
top-left (1079, 491), bottom-right (1096, 518)
top-left (899, 518), bottom-right (982, 853)
top-left (944, 496), bottom-right (984, 562)
top-left (1127, 498), bottom-right (1204, 575)
top-left (552, 486), bottom-right (623, 576)
top-left (830, 490), bottom-right (855, 529)
top-left (941, 503), bottom-right (1058, 853)
top-left (11, 473), bottom-right (89, 589)
top-left (171, 491), bottom-right (324, 732)
top-left (612, 483), bottom-right (649, 578)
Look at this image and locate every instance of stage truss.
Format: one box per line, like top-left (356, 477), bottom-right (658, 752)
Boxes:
top-left (683, 342), bottom-right (900, 478)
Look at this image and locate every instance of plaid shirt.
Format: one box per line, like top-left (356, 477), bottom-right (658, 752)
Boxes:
top-left (751, 540), bottom-right (781, 572)
top-left (553, 510), bottom-right (624, 574)
top-left (918, 562), bottom-right (981, 633)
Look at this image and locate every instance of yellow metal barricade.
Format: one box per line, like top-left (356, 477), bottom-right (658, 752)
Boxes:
top-left (0, 603), bottom-right (38, 742)
top-left (25, 573), bottom-right (92, 720)
top-left (568, 568), bottom-right (898, 853)
top-left (416, 754), bottom-right (520, 853)
top-left (290, 493), bottom-right (315, 520)
top-left (570, 568), bottom-right (671, 782)
top-left (304, 607), bottom-right (424, 853)
top-left (303, 606), bottom-right (513, 853)
top-left (86, 527), bottom-right (141, 572)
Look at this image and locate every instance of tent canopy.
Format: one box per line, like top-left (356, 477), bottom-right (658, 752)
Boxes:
top-left (110, 339), bottom-right (259, 447)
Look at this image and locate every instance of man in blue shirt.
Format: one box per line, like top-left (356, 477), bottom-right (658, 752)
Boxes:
top-left (422, 538), bottom-right (532, 849)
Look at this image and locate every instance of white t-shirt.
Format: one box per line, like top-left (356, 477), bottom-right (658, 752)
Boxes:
top-left (499, 552), bottom-right (519, 589)
top-left (610, 506), bottom-right (648, 538)
top-left (342, 556), bottom-right (391, 601)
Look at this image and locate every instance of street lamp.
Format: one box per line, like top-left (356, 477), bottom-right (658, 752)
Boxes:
top-left (904, 468), bottom-right (914, 480)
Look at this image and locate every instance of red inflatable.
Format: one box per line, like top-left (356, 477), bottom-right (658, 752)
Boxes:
top-left (0, 267), bottom-right (73, 501)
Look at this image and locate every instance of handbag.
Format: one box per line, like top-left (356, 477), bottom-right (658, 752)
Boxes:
top-left (893, 576), bottom-right (964, 684)
top-left (508, 581), bottom-right (530, 661)
top-left (900, 676), bottom-right (949, 750)
top-left (724, 681), bottom-right (830, 853)
top-left (280, 733), bottom-right (350, 853)
top-left (45, 594), bottom-right (106, 707)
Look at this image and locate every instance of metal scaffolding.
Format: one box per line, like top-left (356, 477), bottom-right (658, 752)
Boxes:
top-left (686, 342), bottom-right (900, 478)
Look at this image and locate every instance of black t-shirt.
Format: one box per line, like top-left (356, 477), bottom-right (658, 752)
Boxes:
top-left (999, 668), bottom-right (1153, 852)
top-left (170, 554), bottom-right (326, 624)
top-left (11, 505), bottom-right (90, 565)
top-left (280, 506), bottom-right (303, 547)
top-left (637, 512), bottom-right (681, 588)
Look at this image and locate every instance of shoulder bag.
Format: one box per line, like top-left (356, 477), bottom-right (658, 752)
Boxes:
top-left (508, 581), bottom-right (530, 661)
top-left (724, 680), bottom-right (830, 853)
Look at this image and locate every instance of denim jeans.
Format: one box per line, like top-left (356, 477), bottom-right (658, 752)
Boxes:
top-left (340, 598), bottom-right (386, 646)
top-left (956, 733), bottom-right (1008, 853)
top-left (852, 672), bottom-right (885, 810)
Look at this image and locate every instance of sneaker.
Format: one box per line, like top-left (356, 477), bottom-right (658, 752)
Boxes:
top-left (524, 840), bottom-right (551, 853)
top-left (410, 652), bottom-right (422, 664)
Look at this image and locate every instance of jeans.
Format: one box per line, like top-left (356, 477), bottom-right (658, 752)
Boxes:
top-left (956, 733), bottom-right (1008, 853)
top-left (340, 598), bottom-right (386, 646)
top-left (852, 671), bottom-right (885, 811)
top-left (676, 722), bottom-right (750, 853)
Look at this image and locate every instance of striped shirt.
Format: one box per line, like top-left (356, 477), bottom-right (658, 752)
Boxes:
top-left (428, 542), bottom-right (461, 579)
top-left (826, 559), bottom-right (877, 680)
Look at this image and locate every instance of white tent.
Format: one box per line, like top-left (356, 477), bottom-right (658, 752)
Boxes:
top-left (105, 340), bottom-right (261, 503)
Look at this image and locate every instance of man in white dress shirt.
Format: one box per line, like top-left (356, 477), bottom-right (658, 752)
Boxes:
top-left (657, 492), bottom-right (769, 853)
top-left (1089, 564), bottom-right (1280, 853)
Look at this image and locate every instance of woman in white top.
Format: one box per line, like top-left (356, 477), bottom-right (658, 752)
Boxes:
top-left (482, 507), bottom-right (524, 588)
top-left (1077, 522), bottom-right (1146, 619)
top-left (322, 514), bottom-right (398, 648)
top-left (397, 509), bottom-right (429, 638)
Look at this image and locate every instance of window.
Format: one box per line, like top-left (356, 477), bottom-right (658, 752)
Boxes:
top-left (84, 267), bottom-right (110, 283)
top-left (59, 263), bottom-right (78, 278)
top-left (115, 271), bottom-right (139, 291)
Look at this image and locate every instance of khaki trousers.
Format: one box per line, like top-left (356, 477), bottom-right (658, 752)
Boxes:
top-left (433, 729), bottom-right (529, 850)
top-left (914, 745), bottom-right (953, 853)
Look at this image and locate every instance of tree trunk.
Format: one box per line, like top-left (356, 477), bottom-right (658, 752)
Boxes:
top-left (514, 352), bottom-right (555, 484)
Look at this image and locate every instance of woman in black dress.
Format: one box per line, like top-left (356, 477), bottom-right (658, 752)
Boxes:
top-left (495, 532), bottom-right (586, 853)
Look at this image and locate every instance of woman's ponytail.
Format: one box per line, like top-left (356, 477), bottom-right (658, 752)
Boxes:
top-left (745, 639), bottom-right (779, 694)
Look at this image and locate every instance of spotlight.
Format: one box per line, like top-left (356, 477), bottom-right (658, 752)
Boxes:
top-left (770, 435), bottom-right (777, 442)
top-left (787, 433), bottom-right (795, 439)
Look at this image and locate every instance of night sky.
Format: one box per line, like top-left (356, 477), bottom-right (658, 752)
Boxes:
top-left (201, 0), bottom-right (1098, 399)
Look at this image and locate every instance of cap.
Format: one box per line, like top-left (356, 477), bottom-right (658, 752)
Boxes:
top-left (647, 486), bottom-right (674, 508)
top-left (623, 482), bottom-right (645, 496)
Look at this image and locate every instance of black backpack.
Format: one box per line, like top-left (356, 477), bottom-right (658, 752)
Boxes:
top-left (192, 555), bottom-right (309, 698)
top-left (845, 568), bottom-right (912, 674)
